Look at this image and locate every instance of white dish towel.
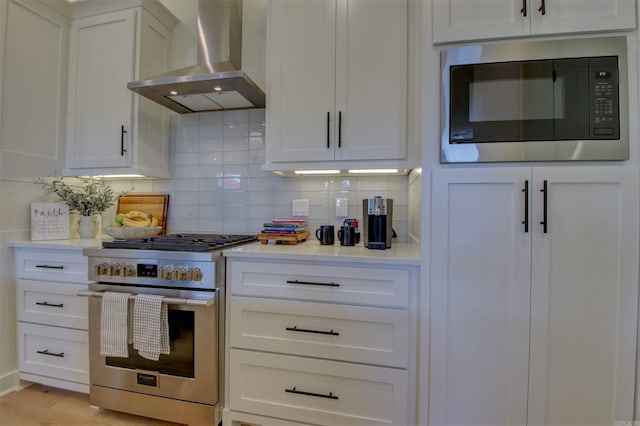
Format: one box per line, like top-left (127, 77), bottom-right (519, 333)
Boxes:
top-left (100, 292), bottom-right (130, 357)
top-left (133, 294), bottom-right (170, 360)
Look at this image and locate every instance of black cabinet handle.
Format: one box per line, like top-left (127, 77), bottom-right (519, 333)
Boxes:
top-left (540, 180), bottom-right (548, 233)
top-left (286, 326), bottom-right (340, 336)
top-left (521, 0), bottom-right (527, 16)
top-left (35, 264), bottom-right (64, 270)
top-left (285, 387), bottom-right (338, 400)
top-left (36, 350), bottom-right (65, 358)
top-left (36, 301), bottom-right (64, 308)
top-left (326, 112), bottom-right (331, 148)
top-left (538, 0), bottom-right (545, 15)
top-left (338, 111), bottom-right (342, 148)
top-left (522, 180), bottom-right (529, 233)
top-left (286, 279), bottom-right (340, 287)
top-left (121, 125), bottom-right (128, 156)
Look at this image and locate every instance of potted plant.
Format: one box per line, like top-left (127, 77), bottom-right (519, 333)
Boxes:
top-left (37, 177), bottom-right (117, 238)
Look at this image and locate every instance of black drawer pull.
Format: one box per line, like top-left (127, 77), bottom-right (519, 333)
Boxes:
top-left (286, 280), bottom-right (340, 287)
top-left (286, 326), bottom-right (340, 336)
top-left (35, 264), bottom-right (64, 270)
top-left (285, 387), bottom-right (338, 400)
top-left (36, 349), bottom-right (65, 358)
top-left (36, 301), bottom-right (64, 308)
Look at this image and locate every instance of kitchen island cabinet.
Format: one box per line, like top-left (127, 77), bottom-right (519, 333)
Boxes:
top-left (222, 243), bottom-right (420, 426)
top-left (433, 0), bottom-right (636, 44)
top-left (11, 239), bottom-right (102, 394)
top-left (0, 0), bottom-right (69, 179)
top-left (429, 166), bottom-right (638, 425)
top-left (64, 0), bottom-right (176, 178)
top-left (264, 0), bottom-right (414, 172)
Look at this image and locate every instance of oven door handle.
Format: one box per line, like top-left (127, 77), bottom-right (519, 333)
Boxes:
top-left (76, 289), bottom-right (215, 307)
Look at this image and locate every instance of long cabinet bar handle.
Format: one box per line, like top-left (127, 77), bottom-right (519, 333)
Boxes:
top-left (338, 111), bottom-right (342, 148)
top-left (285, 387), bottom-right (339, 400)
top-left (121, 125), bottom-right (128, 156)
top-left (538, 0), bottom-right (545, 15)
top-left (521, 0), bottom-right (527, 16)
top-left (540, 180), bottom-right (548, 233)
top-left (522, 180), bottom-right (529, 233)
top-left (35, 264), bottom-right (64, 270)
top-left (326, 112), bottom-right (331, 148)
top-left (36, 301), bottom-right (64, 308)
top-left (286, 279), bottom-right (340, 287)
top-left (286, 326), bottom-right (340, 336)
top-left (37, 349), bottom-right (64, 358)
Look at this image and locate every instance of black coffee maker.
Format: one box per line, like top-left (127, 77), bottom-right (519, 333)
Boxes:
top-left (362, 196), bottom-right (393, 249)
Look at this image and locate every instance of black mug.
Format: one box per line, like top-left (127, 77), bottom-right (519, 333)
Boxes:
top-left (315, 225), bottom-right (335, 245)
top-left (338, 225), bottom-right (356, 246)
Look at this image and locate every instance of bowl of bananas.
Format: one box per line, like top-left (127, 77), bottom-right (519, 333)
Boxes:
top-left (103, 210), bottom-right (162, 239)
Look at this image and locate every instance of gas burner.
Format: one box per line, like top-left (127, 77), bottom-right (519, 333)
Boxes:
top-left (102, 233), bottom-right (256, 252)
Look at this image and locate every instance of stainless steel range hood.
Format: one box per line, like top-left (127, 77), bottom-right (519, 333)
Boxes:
top-left (127, 0), bottom-right (265, 114)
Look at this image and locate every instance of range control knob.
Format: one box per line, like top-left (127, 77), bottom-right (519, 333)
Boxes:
top-left (109, 263), bottom-right (122, 277)
top-left (175, 266), bottom-right (188, 281)
top-left (123, 264), bottom-right (136, 278)
top-left (190, 267), bottom-right (203, 281)
top-left (95, 263), bottom-right (108, 276)
top-left (159, 266), bottom-right (174, 280)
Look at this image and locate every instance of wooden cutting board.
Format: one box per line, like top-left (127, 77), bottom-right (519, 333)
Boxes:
top-left (117, 194), bottom-right (169, 235)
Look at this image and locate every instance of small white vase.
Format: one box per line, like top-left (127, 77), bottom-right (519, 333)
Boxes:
top-left (78, 215), bottom-right (98, 239)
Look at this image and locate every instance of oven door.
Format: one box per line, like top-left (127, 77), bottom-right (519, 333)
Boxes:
top-left (84, 284), bottom-right (219, 406)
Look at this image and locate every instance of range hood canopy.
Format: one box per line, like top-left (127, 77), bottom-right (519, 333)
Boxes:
top-left (128, 0), bottom-right (265, 114)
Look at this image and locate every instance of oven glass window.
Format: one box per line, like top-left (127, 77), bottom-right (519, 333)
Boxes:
top-left (106, 309), bottom-right (195, 378)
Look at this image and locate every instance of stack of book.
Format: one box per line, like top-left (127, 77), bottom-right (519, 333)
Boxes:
top-left (261, 219), bottom-right (307, 235)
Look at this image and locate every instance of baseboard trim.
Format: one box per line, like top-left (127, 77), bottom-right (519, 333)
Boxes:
top-left (0, 370), bottom-right (21, 397)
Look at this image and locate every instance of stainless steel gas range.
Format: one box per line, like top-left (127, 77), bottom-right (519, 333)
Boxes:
top-left (80, 234), bottom-right (256, 426)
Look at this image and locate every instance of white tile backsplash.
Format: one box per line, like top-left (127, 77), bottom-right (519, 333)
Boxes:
top-left (111, 109), bottom-right (410, 242)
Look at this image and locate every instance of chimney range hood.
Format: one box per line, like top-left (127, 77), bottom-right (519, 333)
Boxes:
top-left (127, 0), bottom-right (265, 114)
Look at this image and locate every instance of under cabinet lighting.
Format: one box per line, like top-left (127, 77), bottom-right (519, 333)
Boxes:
top-left (294, 170), bottom-right (341, 175)
top-left (348, 169), bottom-right (399, 174)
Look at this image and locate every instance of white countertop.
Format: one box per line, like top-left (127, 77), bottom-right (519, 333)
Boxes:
top-left (10, 237), bottom-right (108, 250)
top-left (223, 240), bottom-right (421, 266)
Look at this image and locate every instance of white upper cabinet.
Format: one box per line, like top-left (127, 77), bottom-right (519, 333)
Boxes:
top-left (0, 0), bottom-right (70, 179)
top-left (65, 1), bottom-right (176, 177)
top-left (433, 0), bottom-right (636, 44)
top-left (265, 0), bottom-right (409, 169)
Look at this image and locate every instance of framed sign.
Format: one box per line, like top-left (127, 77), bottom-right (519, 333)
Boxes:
top-left (31, 203), bottom-right (70, 240)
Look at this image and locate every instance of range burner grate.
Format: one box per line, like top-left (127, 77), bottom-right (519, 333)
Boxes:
top-left (102, 233), bottom-right (256, 252)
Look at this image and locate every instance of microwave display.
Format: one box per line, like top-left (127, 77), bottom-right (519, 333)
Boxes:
top-left (450, 56), bottom-right (619, 144)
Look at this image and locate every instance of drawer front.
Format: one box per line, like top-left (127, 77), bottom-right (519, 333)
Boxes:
top-left (17, 279), bottom-right (88, 329)
top-left (229, 349), bottom-right (408, 425)
top-left (229, 259), bottom-right (409, 307)
top-left (18, 322), bottom-right (89, 385)
top-left (229, 296), bottom-right (408, 367)
top-left (15, 249), bottom-right (88, 283)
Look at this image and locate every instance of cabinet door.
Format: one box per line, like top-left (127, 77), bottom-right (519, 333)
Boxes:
top-left (528, 166), bottom-right (638, 425)
top-left (432, 0), bottom-right (529, 43)
top-left (267, 0), bottom-right (336, 162)
top-left (334, 0), bottom-right (406, 161)
top-left (66, 9), bottom-right (136, 169)
top-left (530, 0), bottom-right (635, 35)
top-left (430, 167), bottom-right (531, 426)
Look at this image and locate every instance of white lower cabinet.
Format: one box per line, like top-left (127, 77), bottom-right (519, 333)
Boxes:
top-left (224, 256), bottom-right (418, 426)
top-left (13, 245), bottom-right (91, 393)
top-left (430, 166), bottom-right (639, 426)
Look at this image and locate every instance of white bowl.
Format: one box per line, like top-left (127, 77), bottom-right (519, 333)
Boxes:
top-left (102, 226), bottom-right (162, 239)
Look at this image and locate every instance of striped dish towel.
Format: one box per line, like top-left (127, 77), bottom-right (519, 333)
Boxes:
top-left (100, 292), bottom-right (130, 357)
top-left (133, 294), bottom-right (169, 361)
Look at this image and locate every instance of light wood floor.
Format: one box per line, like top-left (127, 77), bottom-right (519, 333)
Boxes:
top-left (0, 384), bottom-right (183, 425)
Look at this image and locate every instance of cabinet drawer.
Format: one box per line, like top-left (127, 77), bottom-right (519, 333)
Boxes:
top-left (17, 279), bottom-right (88, 329)
top-left (18, 322), bottom-right (89, 385)
top-left (229, 349), bottom-right (407, 425)
top-left (229, 259), bottom-right (409, 307)
top-left (229, 296), bottom-right (408, 367)
top-left (15, 249), bottom-right (88, 283)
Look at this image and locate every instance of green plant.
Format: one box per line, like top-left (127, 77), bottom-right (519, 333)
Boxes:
top-left (36, 177), bottom-right (117, 216)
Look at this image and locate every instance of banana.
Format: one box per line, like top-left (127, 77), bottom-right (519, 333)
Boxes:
top-left (150, 216), bottom-right (158, 227)
top-left (122, 216), bottom-right (151, 227)
top-left (126, 210), bottom-right (148, 220)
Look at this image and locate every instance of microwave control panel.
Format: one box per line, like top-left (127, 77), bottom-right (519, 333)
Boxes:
top-left (590, 56), bottom-right (619, 139)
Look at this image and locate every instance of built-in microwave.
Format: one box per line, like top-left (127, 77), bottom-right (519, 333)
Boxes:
top-left (441, 36), bottom-right (629, 163)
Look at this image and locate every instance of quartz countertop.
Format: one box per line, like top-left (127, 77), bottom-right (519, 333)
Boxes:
top-left (10, 237), bottom-right (109, 250)
top-left (223, 240), bottom-right (421, 266)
